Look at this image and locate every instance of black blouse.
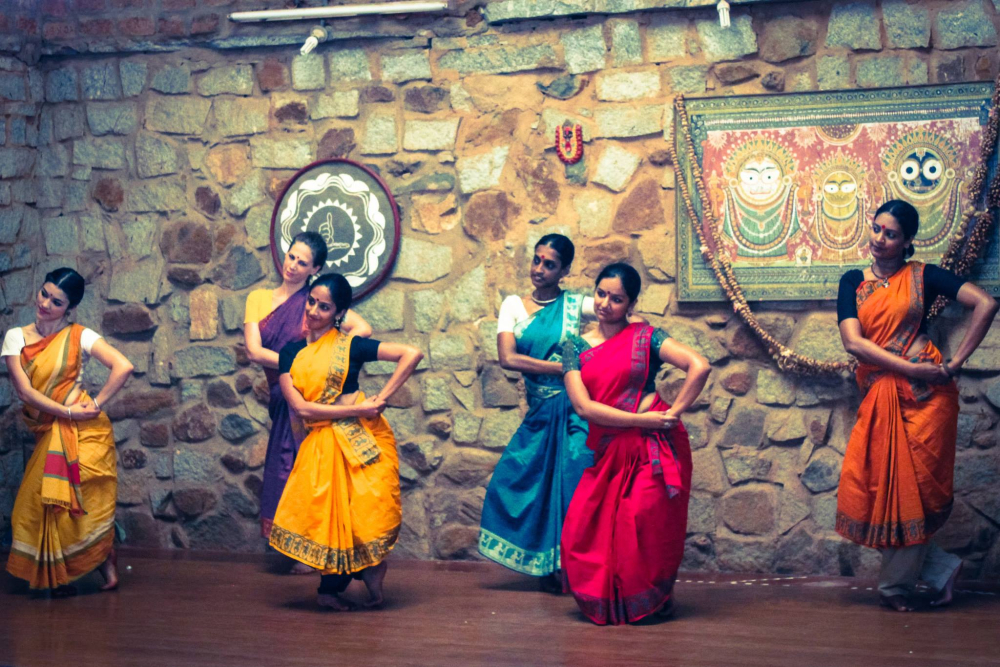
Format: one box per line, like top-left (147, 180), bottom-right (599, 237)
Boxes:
top-left (837, 264), bottom-right (966, 334)
top-left (278, 336), bottom-right (381, 394)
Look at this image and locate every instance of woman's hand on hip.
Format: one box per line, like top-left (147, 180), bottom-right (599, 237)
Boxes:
top-left (908, 361), bottom-right (950, 384)
top-left (69, 398), bottom-right (101, 421)
top-left (356, 396), bottom-right (386, 420)
top-left (639, 411), bottom-right (678, 431)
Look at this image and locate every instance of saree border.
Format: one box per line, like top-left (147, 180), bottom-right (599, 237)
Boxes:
top-left (835, 501), bottom-right (953, 548)
top-left (477, 528), bottom-right (559, 577)
top-left (270, 523), bottom-right (400, 574)
top-left (572, 578), bottom-right (675, 625)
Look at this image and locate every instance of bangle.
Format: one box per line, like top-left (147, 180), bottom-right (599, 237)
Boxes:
top-left (66, 406), bottom-right (72, 419)
top-left (93, 398), bottom-right (102, 412)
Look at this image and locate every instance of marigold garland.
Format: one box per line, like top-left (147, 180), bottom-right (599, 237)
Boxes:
top-left (669, 75), bottom-right (1000, 375)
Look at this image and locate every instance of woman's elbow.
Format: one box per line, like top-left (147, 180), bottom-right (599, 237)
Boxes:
top-left (691, 355), bottom-right (711, 379)
top-left (409, 349), bottom-right (425, 365)
top-left (121, 360), bottom-right (135, 376)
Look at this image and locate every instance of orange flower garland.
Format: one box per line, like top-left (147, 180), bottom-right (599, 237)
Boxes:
top-left (555, 124), bottom-right (584, 165)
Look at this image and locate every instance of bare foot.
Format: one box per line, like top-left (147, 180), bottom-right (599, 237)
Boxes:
top-left (930, 564), bottom-right (961, 608)
top-left (361, 561), bottom-right (388, 608)
top-left (317, 593), bottom-right (356, 611)
top-left (289, 561), bottom-right (315, 576)
top-left (99, 550), bottom-right (119, 592)
top-left (879, 594), bottom-right (914, 612)
top-left (539, 573), bottom-right (563, 595)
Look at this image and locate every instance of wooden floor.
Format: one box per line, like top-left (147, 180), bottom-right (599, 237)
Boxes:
top-left (2, 552), bottom-right (999, 667)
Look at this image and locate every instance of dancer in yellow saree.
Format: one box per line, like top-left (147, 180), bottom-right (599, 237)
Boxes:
top-left (3, 269), bottom-right (133, 593)
top-left (268, 274), bottom-right (423, 610)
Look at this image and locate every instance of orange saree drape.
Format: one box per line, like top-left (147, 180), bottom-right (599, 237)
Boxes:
top-left (836, 262), bottom-right (958, 549)
top-left (6, 324), bottom-right (117, 589)
top-left (268, 328), bottom-right (400, 574)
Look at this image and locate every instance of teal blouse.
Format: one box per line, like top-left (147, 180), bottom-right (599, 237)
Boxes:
top-left (561, 328), bottom-right (670, 394)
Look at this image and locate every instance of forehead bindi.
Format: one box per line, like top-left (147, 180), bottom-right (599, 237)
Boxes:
top-left (309, 286), bottom-right (334, 306)
top-left (535, 245), bottom-right (562, 265)
top-left (290, 242), bottom-right (315, 264)
top-left (597, 278), bottom-right (627, 298)
top-left (874, 213), bottom-right (903, 234)
top-left (42, 282), bottom-right (69, 303)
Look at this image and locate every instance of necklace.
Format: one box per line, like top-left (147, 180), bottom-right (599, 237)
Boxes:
top-left (531, 291), bottom-right (561, 305)
top-left (870, 262), bottom-right (902, 289)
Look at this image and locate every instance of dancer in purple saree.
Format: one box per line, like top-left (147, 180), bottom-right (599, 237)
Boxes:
top-left (244, 233), bottom-right (371, 569)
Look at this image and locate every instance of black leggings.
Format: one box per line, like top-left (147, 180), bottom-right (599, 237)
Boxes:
top-left (318, 570), bottom-right (365, 595)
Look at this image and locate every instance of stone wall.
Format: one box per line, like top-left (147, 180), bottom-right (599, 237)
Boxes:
top-left (1, 0), bottom-right (1000, 577)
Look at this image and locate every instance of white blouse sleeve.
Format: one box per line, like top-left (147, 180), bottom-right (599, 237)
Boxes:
top-left (497, 295), bottom-right (528, 334)
top-left (80, 327), bottom-right (103, 354)
top-left (1, 328), bottom-right (25, 357)
top-left (581, 296), bottom-right (596, 318)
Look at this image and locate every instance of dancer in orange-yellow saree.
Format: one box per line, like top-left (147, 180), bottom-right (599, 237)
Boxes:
top-left (561, 263), bottom-right (710, 625)
top-left (268, 273), bottom-right (422, 611)
top-left (3, 268), bottom-right (133, 594)
top-left (836, 200), bottom-right (998, 612)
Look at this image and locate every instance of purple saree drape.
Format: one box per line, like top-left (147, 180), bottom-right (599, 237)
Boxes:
top-left (257, 287), bottom-right (309, 538)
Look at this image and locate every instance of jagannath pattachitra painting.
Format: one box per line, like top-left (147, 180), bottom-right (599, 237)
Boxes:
top-left (675, 83), bottom-right (1000, 301)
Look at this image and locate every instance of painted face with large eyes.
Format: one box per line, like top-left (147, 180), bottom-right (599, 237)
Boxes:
top-left (738, 156), bottom-right (783, 203)
top-left (822, 170), bottom-right (859, 208)
top-left (36, 282), bottom-right (72, 324)
top-left (304, 285), bottom-right (341, 331)
top-left (593, 277), bottom-right (632, 324)
top-left (898, 148), bottom-right (944, 195)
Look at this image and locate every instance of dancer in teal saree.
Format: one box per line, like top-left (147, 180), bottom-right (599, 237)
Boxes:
top-left (478, 235), bottom-right (593, 590)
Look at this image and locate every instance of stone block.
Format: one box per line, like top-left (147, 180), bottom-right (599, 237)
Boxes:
top-left (715, 531), bottom-right (775, 573)
top-left (719, 406), bottom-right (767, 449)
top-left (412, 290), bottom-right (446, 332)
top-left (82, 62), bottom-right (121, 100)
top-left (764, 410), bottom-right (808, 445)
top-left (403, 119), bottom-right (460, 152)
top-left (250, 137), bottom-right (312, 169)
top-left (594, 105), bottom-right (663, 139)
top-left (189, 285), bottom-right (218, 341)
top-left (446, 264), bottom-right (489, 323)
top-left (171, 346), bottom-right (237, 379)
top-left (291, 53), bottom-right (325, 91)
top-left (329, 49), bottom-right (372, 82)
top-left (219, 413), bottom-right (257, 442)
top-left (756, 369), bottom-right (796, 406)
top-left (53, 106), bottom-right (85, 140)
top-left (825, 1), bottom-right (882, 51)
top-left (197, 65), bottom-right (253, 96)
top-left (38, 145), bottom-right (69, 177)
top-left (561, 25), bottom-right (606, 74)
top-left (722, 445), bottom-right (772, 484)
top-left (592, 144), bottom-right (640, 193)
top-left (800, 448), bottom-right (842, 493)
top-left (481, 409), bottom-right (522, 450)
top-left (311, 90), bottom-right (360, 120)
top-left (135, 133), bottom-right (179, 178)
top-left (0, 73), bottom-right (25, 101)
top-left (691, 447), bottom-right (727, 495)
top-left (759, 16), bottom-right (819, 63)
top-left (668, 65), bottom-right (709, 94)
top-left (596, 70), bottom-right (661, 102)
top-left (381, 51), bottom-right (432, 83)
top-left (213, 97), bottom-right (269, 137)
top-left (46, 68), bottom-right (79, 103)
top-left (211, 247), bottom-right (264, 291)
top-left (120, 61), bottom-right (147, 97)
top-left (226, 172), bottom-right (266, 217)
top-left (695, 12), bottom-right (757, 63)
top-left (393, 237), bottom-right (452, 282)
top-left (430, 334), bottom-right (474, 370)
top-left (647, 15), bottom-right (688, 61)
top-left (610, 20), bottom-right (642, 67)
top-left (150, 65), bottom-right (191, 94)
top-left (361, 113), bottom-right (398, 155)
top-left (935, 0), bottom-right (998, 49)
top-left (817, 55), bottom-right (851, 91)
top-left (720, 485), bottom-right (777, 535)
top-left (410, 192), bottom-right (460, 235)
top-left (965, 320), bottom-right (1000, 370)
top-left (438, 45), bottom-right (557, 75)
top-left (453, 410), bottom-right (483, 444)
top-left (574, 190), bottom-right (613, 238)
top-left (882, 0), bottom-right (930, 49)
top-left (355, 288), bottom-right (405, 332)
top-left (108, 259), bottom-right (163, 305)
top-left (42, 215), bottom-right (79, 255)
top-left (458, 146), bottom-right (510, 193)
top-left (124, 179), bottom-right (186, 213)
top-left (145, 96), bottom-right (211, 134)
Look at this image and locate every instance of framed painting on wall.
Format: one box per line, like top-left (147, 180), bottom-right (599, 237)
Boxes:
top-left (270, 158), bottom-right (401, 301)
top-left (674, 82), bottom-right (1000, 301)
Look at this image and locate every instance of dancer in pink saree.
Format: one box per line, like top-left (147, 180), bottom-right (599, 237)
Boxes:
top-left (561, 263), bottom-right (711, 625)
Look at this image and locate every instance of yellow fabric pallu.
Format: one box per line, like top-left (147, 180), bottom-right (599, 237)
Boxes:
top-left (268, 328), bottom-right (400, 574)
top-left (6, 324), bottom-right (117, 589)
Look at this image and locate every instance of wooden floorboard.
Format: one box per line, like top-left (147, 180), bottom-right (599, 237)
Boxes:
top-left (2, 553), bottom-right (999, 667)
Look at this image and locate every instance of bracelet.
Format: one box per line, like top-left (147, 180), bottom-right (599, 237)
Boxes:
top-left (66, 406), bottom-right (72, 419)
top-left (93, 398), bottom-right (102, 412)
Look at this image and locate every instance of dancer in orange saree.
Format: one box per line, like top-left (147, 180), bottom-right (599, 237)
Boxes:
top-left (268, 274), bottom-right (423, 611)
top-left (561, 263), bottom-right (710, 625)
top-left (837, 200), bottom-right (998, 612)
top-left (3, 269), bottom-right (133, 593)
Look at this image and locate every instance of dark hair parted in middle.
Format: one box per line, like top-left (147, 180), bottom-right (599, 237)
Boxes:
top-left (292, 231), bottom-right (329, 268)
top-left (535, 233), bottom-right (575, 268)
top-left (595, 262), bottom-right (641, 303)
top-left (873, 199), bottom-right (920, 259)
top-left (310, 272), bottom-right (352, 315)
top-left (44, 267), bottom-right (86, 309)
